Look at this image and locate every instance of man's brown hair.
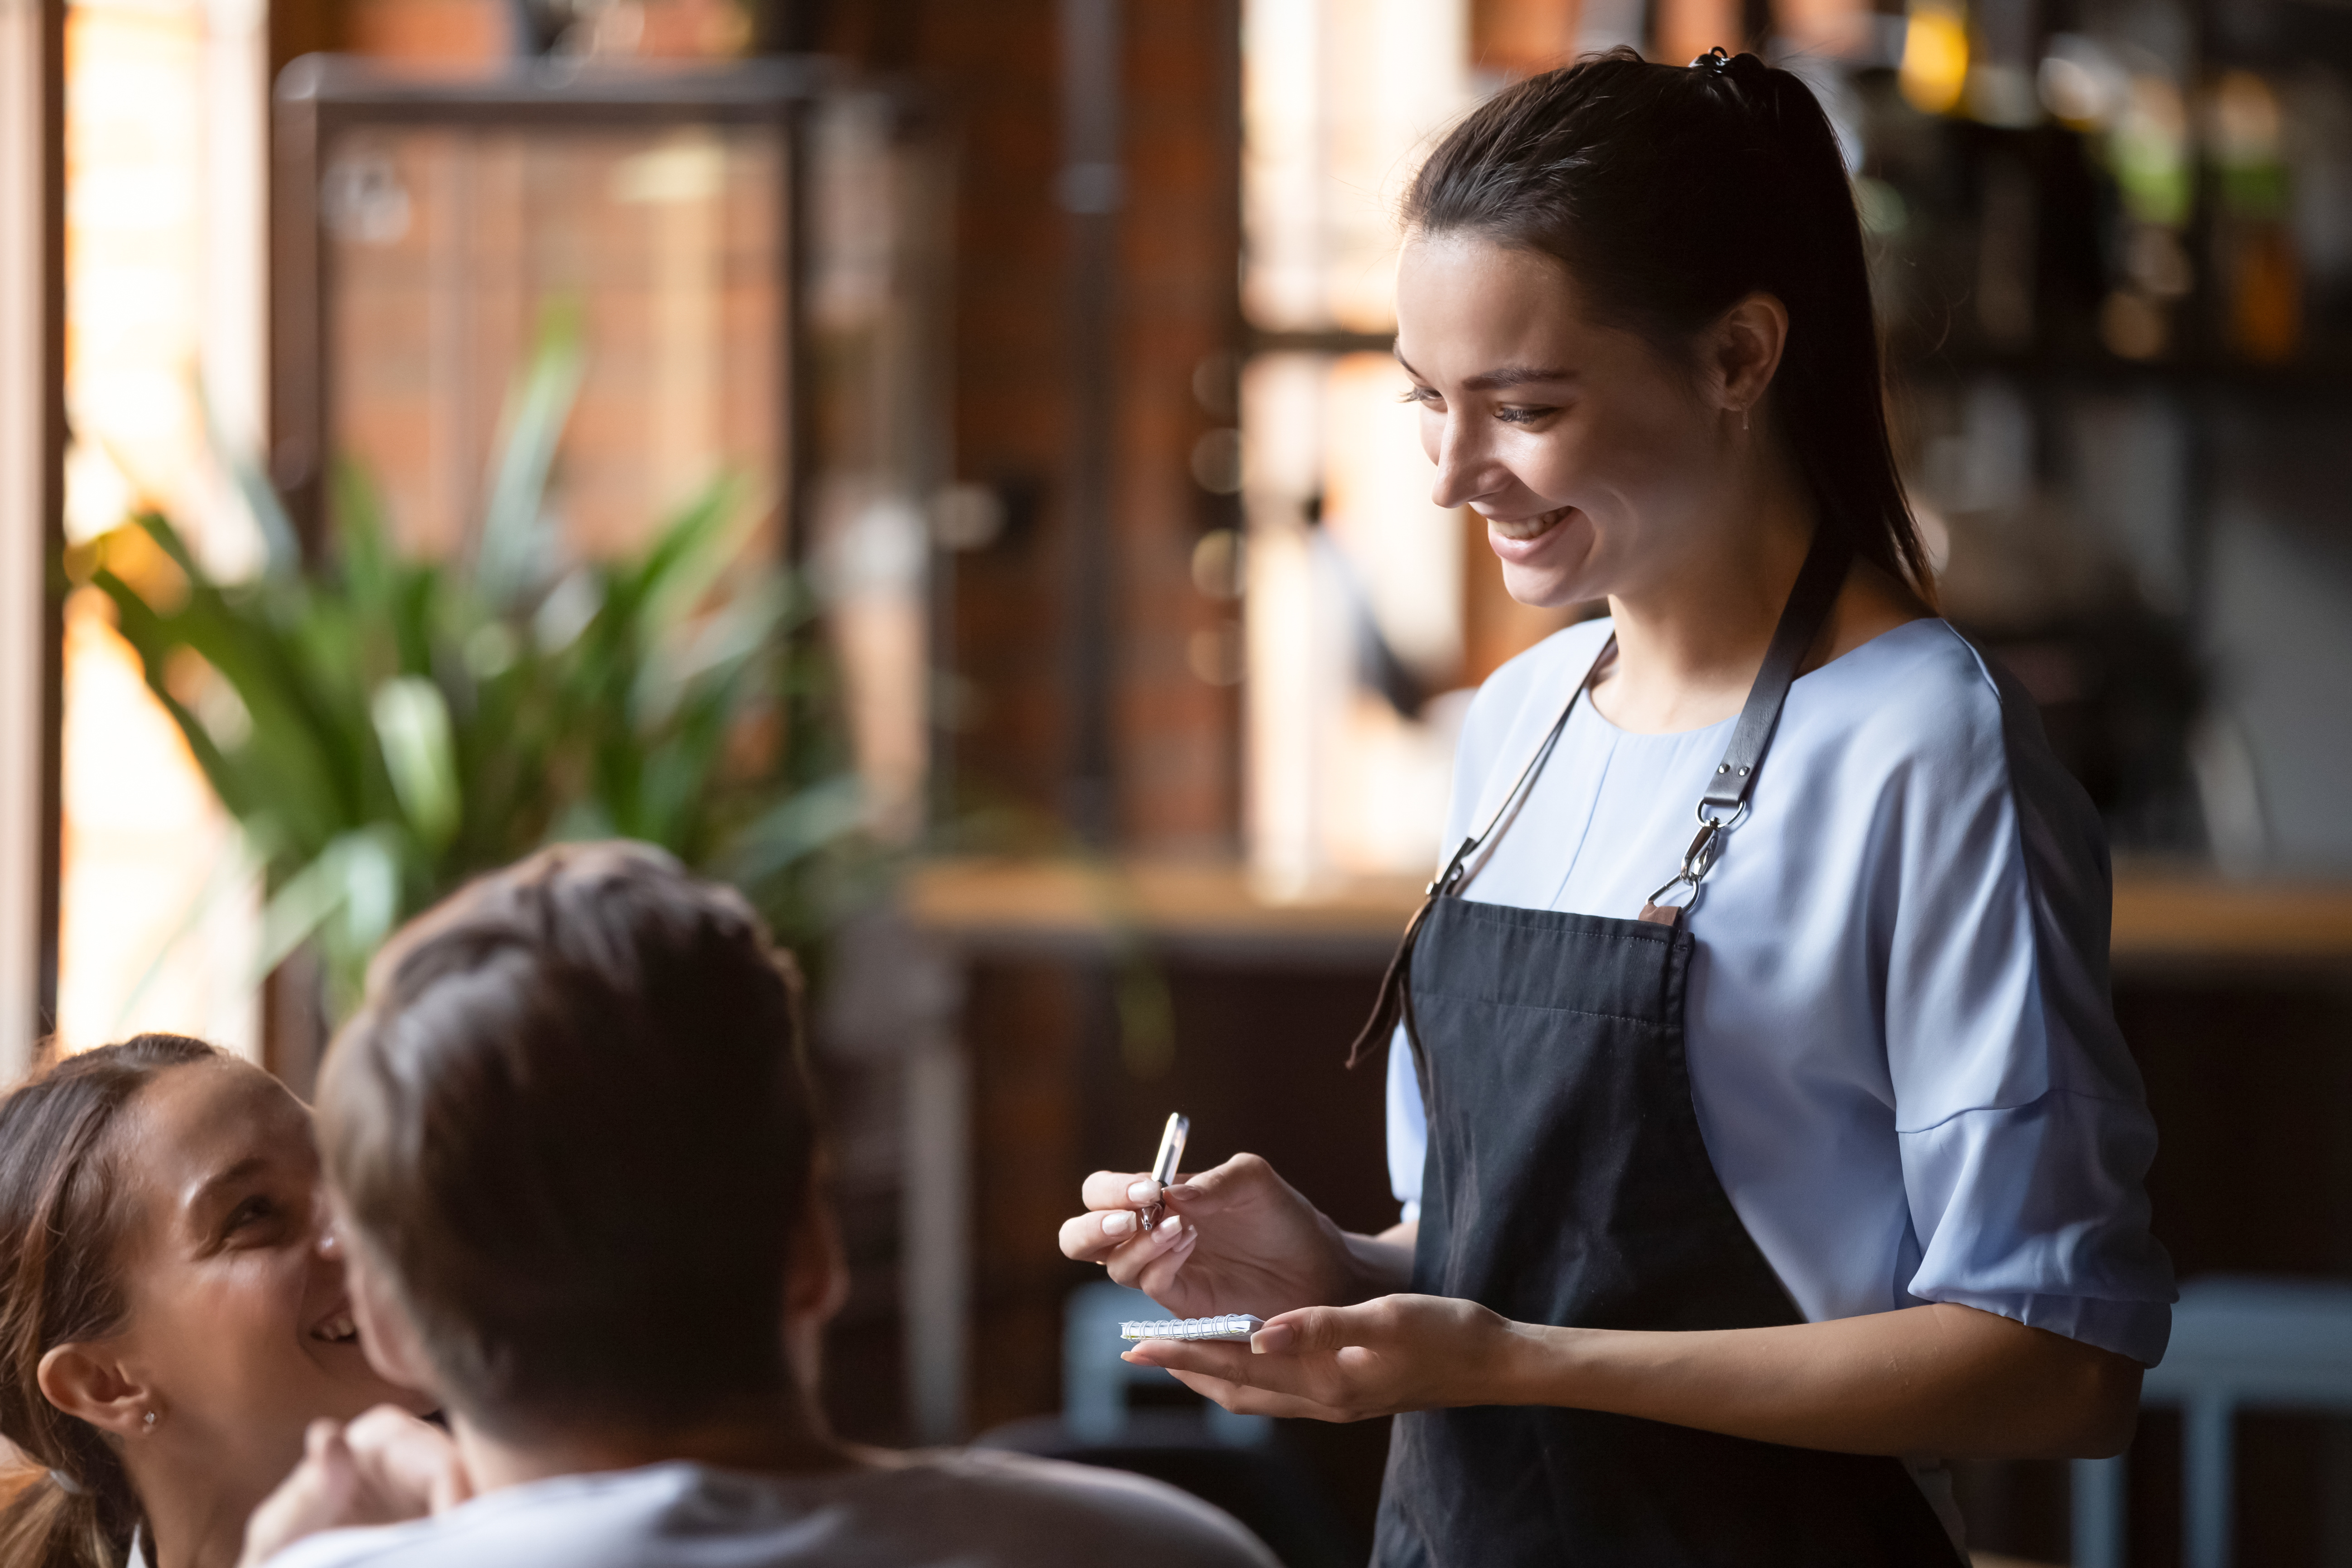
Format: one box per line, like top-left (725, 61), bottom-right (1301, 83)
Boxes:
top-left (318, 842), bottom-right (817, 1438)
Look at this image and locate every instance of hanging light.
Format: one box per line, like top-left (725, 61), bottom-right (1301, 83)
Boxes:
top-left (1899, 1), bottom-right (1970, 117)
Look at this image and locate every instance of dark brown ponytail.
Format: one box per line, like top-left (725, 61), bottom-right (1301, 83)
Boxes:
top-left (1403, 46), bottom-right (1936, 603)
top-left (0, 1035), bottom-right (223, 1568)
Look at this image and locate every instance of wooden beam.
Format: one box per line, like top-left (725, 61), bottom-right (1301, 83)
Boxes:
top-left (0, 0), bottom-right (64, 1077)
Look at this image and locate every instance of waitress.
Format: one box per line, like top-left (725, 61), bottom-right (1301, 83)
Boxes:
top-left (1060, 45), bottom-right (2174, 1566)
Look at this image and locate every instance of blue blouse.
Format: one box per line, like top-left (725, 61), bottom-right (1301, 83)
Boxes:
top-left (1386, 617), bottom-right (2176, 1366)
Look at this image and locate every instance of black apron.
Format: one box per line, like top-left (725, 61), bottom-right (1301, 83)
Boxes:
top-left (1352, 534), bottom-right (1964, 1567)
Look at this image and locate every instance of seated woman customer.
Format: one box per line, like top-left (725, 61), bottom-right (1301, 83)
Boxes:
top-left (245, 841), bottom-right (1274, 1568)
top-left (0, 1034), bottom-right (430, 1568)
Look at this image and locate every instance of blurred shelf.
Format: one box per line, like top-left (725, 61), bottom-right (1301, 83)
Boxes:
top-left (1243, 327), bottom-right (1397, 357)
top-left (1890, 348), bottom-right (2352, 402)
top-left (903, 857), bottom-right (2352, 975)
top-left (2109, 872), bottom-right (2352, 972)
top-left (902, 857), bottom-right (1419, 968)
top-left (276, 53), bottom-right (831, 117)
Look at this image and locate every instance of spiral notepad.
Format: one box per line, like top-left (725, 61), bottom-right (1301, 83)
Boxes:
top-left (1120, 1314), bottom-right (1265, 1342)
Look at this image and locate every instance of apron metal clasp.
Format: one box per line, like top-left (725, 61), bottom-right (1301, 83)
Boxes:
top-left (1644, 813), bottom-right (1732, 913)
top-left (1680, 817), bottom-right (1724, 882)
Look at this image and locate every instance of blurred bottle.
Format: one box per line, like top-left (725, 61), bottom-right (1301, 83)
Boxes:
top-left (2207, 70), bottom-right (2301, 365)
top-left (2283, 69), bottom-right (2352, 363)
top-left (1899, 0), bottom-right (1969, 117)
top-left (2102, 67), bottom-right (2193, 360)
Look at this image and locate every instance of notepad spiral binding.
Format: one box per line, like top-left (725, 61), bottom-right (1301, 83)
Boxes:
top-left (1119, 1314), bottom-right (1265, 1342)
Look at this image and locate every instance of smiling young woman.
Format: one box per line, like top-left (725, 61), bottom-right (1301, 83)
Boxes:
top-left (1061, 47), bottom-right (2174, 1567)
top-left (0, 1037), bottom-right (429, 1568)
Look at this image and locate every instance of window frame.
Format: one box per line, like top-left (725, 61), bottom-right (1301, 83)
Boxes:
top-left (0, 0), bottom-right (66, 1081)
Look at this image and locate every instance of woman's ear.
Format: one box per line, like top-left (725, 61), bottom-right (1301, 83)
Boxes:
top-left (36, 1341), bottom-right (152, 1439)
top-left (1710, 290), bottom-right (1790, 418)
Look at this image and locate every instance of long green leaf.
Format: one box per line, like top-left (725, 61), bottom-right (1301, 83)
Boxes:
top-left (371, 676), bottom-right (461, 851)
top-left (476, 299), bottom-right (587, 610)
top-left (94, 295), bottom-right (883, 1027)
top-left (728, 773), bottom-right (867, 886)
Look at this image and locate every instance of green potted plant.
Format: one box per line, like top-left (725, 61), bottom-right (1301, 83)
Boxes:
top-left (80, 304), bottom-right (872, 1021)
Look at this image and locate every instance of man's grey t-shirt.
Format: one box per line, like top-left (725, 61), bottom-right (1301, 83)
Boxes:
top-left (262, 1451), bottom-right (1280, 1568)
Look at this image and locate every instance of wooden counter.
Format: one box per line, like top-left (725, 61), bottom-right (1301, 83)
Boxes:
top-left (902, 857), bottom-right (1418, 965)
top-left (2109, 873), bottom-right (2352, 967)
top-left (904, 856), bottom-right (2352, 972)
top-left (893, 857), bottom-right (2352, 1467)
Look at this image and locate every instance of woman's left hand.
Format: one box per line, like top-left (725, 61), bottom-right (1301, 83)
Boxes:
top-left (1120, 1293), bottom-right (1522, 1422)
top-left (1128, 1293), bottom-right (2147, 1459)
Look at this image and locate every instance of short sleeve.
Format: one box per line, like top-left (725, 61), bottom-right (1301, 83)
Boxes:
top-left (1884, 649), bottom-right (2174, 1365)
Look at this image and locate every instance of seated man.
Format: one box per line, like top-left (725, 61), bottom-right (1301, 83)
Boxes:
top-left (244, 842), bottom-right (1275, 1568)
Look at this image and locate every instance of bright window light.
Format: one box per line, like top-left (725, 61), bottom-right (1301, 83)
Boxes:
top-left (1242, 0), bottom-right (1581, 893)
top-left (57, 0), bottom-right (267, 1056)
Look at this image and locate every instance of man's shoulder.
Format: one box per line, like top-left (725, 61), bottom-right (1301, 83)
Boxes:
top-left (264, 1453), bottom-right (1277, 1568)
top-left (257, 1466), bottom-right (696, 1568)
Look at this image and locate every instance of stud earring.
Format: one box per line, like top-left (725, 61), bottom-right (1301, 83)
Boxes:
top-left (142, 1411), bottom-right (156, 1430)
top-left (1741, 408), bottom-right (1750, 433)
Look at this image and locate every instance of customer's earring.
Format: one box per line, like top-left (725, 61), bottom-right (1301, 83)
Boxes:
top-left (1741, 407), bottom-right (1750, 432)
top-left (142, 1411), bottom-right (156, 1430)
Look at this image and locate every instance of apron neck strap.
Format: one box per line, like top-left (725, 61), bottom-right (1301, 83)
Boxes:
top-left (1438, 627), bottom-right (1618, 900)
top-left (1700, 524), bottom-right (1854, 820)
top-left (1339, 629), bottom-right (1613, 1070)
top-left (1344, 526), bottom-right (1854, 1067)
top-left (1639, 526), bottom-right (1853, 922)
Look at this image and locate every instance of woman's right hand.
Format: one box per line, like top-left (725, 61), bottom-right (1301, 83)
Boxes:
top-left (1056, 1152), bottom-right (1368, 1319)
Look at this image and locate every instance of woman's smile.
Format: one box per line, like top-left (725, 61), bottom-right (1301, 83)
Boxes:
top-left (1480, 503), bottom-right (1594, 576)
top-left (308, 1305), bottom-right (361, 1347)
top-left (1482, 505), bottom-right (1571, 543)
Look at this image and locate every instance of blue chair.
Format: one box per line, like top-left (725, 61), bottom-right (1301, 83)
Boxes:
top-left (1061, 1280), bottom-right (1272, 1447)
top-left (2072, 1274), bottom-right (2352, 1568)
top-left (975, 1282), bottom-right (1360, 1567)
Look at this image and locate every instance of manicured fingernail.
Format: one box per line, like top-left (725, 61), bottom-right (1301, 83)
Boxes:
top-left (1156, 1216), bottom-right (1183, 1237)
top-left (1127, 1180), bottom-right (1159, 1204)
top-left (1101, 1211), bottom-right (1136, 1237)
top-left (1251, 1324), bottom-right (1292, 1355)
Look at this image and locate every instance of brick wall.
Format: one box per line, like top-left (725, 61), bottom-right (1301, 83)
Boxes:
top-left (276, 0), bottom-right (1246, 853)
top-left (1106, 0), bottom-right (1242, 854)
top-left (894, 0), bottom-right (1244, 854)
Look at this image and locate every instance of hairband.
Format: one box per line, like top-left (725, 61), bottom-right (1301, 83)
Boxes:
top-left (1690, 45), bottom-right (1765, 80)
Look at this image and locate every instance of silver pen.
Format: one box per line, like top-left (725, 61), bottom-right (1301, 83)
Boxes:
top-left (1136, 1112), bottom-right (1189, 1232)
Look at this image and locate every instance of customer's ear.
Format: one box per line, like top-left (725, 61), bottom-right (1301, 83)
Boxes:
top-left (784, 1187), bottom-right (850, 1331)
top-left (37, 1341), bottom-right (153, 1438)
top-left (781, 1185), bottom-right (848, 1396)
